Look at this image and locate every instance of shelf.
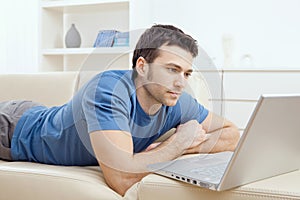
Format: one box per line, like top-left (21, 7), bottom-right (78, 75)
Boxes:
top-left (41, 0), bottom-right (129, 8)
top-left (41, 0), bottom-right (129, 14)
top-left (42, 47), bottom-right (131, 55)
top-left (40, 0), bottom-right (130, 72)
top-left (195, 68), bottom-right (300, 73)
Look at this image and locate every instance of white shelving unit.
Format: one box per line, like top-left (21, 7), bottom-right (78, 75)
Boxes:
top-left (39, 0), bottom-right (130, 71)
top-left (42, 47), bottom-right (131, 55)
top-left (216, 68), bottom-right (300, 130)
top-left (195, 68), bottom-right (300, 131)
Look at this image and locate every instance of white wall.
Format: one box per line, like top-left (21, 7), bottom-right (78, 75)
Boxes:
top-left (131, 0), bottom-right (300, 69)
top-left (0, 1), bottom-right (39, 73)
top-left (1, 0), bottom-right (299, 73)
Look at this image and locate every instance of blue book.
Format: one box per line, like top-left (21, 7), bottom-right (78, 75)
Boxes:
top-left (93, 30), bottom-right (117, 47)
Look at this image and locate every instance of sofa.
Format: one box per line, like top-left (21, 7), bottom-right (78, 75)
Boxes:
top-left (0, 72), bottom-right (299, 200)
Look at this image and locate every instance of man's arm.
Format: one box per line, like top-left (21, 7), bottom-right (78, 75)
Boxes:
top-left (90, 120), bottom-right (207, 196)
top-left (184, 112), bottom-right (240, 154)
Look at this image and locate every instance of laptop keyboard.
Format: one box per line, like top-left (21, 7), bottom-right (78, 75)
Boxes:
top-left (190, 163), bottom-right (227, 182)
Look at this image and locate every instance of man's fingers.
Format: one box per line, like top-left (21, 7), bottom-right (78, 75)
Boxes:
top-left (144, 142), bottom-right (161, 152)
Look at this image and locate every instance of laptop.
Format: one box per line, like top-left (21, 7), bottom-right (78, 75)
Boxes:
top-left (147, 94), bottom-right (300, 191)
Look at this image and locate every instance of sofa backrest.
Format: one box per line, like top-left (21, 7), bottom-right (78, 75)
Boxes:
top-left (76, 70), bottom-right (211, 109)
top-left (0, 72), bottom-right (78, 107)
top-left (0, 71), bottom-right (211, 109)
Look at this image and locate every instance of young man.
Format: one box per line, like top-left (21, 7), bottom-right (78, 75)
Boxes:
top-left (0, 25), bottom-right (240, 196)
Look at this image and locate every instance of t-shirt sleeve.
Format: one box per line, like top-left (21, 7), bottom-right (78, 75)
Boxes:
top-left (82, 74), bottom-right (131, 133)
top-left (177, 92), bottom-right (209, 124)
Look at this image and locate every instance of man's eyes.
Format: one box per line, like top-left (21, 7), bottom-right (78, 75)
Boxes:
top-left (167, 67), bottom-right (192, 78)
top-left (168, 68), bottom-right (178, 73)
top-left (184, 72), bottom-right (192, 78)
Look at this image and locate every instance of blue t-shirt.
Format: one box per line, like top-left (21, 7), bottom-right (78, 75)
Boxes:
top-left (11, 70), bottom-right (208, 166)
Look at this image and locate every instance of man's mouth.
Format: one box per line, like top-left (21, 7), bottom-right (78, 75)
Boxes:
top-left (168, 91), bottom-right (181, 98)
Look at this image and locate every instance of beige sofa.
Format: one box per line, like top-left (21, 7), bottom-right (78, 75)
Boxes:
top-left (0, 72), bottom-right (299, 200)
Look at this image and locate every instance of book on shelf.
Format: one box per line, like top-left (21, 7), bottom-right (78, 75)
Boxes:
top-left (93, 30), bottom-right (117, 47)
top-left (113, 31), bottom-right (129, 47)
top-left (93, 30), bottom-right (129, 48)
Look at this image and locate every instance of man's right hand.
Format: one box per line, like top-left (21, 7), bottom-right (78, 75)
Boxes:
top-left (144, 120), bottom-right (208, 153)
top-left (89, 120), bottom-right (207, 196)
top-left (174, 120), bottom-right (208, 151)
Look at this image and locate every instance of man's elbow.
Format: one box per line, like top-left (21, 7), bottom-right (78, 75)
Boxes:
top-left (108, 181), bottom-right (133, 196)
top-left (99, 162), bottom-right (150, 196)
top-left (106, 175), bottom-right (142, 196)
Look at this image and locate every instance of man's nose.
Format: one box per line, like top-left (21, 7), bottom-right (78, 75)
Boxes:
top-left (174, 73), bottom-right (186, 88)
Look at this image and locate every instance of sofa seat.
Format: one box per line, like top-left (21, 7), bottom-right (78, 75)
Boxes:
top-left (1, 72), bottom-right (299, 200)
top-left (139, 170), bottom-right (300, 200)
top-left (1, 159), bottom-right (299, 200)
top-left (0, 160), bottom-right (122, 200)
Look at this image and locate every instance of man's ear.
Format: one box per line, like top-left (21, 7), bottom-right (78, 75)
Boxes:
top-left (135, 57), bottom-right (148, 77)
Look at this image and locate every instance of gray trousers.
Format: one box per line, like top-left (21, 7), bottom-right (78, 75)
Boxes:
top-left (0, 100), bottom-right (43, 161)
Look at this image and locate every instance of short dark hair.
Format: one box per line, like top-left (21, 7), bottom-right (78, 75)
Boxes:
top-left (132, 24), bottom-right (198, 70)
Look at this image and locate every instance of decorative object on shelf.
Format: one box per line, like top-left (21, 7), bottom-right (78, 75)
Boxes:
top-left (65, 24), bottom-right (81, 48)
top-left (113, 31), bottom-right (129, 47)
top-left (240, 54), bottom-right (254, 68)
top-left (222, 34), bottom-right (235, 68)
top-left (93, 30), bottom-right (129, 47)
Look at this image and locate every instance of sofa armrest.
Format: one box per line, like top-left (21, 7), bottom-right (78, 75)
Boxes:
top-left (138, 170), bottom-right (300, 200)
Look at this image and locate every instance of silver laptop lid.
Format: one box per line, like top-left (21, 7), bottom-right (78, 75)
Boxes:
top-left (219, 94), bottom-right (300, 190)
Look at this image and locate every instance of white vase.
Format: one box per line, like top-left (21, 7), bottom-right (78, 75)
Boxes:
top-left (65, 24), bottom-right (81, 48)
top-left (222, 34), bottom-right (234, 68)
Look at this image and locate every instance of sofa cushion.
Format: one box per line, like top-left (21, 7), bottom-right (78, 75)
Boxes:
top-left (138, 170), bottom-right (300, 200)
top-left (0, 72), bottom-right (78, 106)
top-left (0, 160), bottom-right (122, 200)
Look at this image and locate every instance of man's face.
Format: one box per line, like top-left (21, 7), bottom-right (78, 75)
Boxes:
top-left (142, 45), bottom-right (194, 107)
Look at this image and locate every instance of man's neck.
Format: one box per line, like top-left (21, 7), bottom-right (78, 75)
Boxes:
top-left (134, 79), bottom-right (162, 116)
